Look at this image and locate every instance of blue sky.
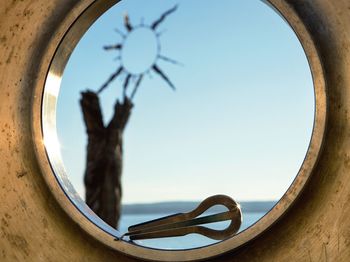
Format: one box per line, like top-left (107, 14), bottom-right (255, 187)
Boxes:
top-left (57, 0), bottom-right (314, 204)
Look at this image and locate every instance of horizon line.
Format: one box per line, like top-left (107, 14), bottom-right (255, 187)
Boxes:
top-left (122, 199), bottom-right (278, 205)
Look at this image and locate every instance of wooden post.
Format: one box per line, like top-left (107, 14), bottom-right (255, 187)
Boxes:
top-left (80, 91), bottom-right (133, 228)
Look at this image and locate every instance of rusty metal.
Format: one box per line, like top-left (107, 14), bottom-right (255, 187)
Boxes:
top-left (98, 4), bottom-right (178, 96)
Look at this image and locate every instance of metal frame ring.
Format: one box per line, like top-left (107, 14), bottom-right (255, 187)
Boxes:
top-left (32, 0), bottom-right (327, 261)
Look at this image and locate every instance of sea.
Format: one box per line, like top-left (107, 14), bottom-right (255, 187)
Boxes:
top-left (119, 211), bottom-right (266, 250)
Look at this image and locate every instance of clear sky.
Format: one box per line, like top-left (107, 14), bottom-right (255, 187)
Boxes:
top-left (57, 0), bottom-right (314, 204)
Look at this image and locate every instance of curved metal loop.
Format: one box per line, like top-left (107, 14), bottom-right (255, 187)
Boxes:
top-left (123, 195), bottom-right (242, 241)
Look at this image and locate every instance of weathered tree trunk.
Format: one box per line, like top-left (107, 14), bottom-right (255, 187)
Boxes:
top-left (80, 91), bottom-right (133, 229)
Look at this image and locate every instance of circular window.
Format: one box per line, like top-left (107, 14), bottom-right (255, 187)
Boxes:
top-left (39, 0), bottom-right (326, 260)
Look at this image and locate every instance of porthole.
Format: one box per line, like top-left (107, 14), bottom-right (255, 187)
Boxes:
top-left (36, 0), bottom-right (326, 261)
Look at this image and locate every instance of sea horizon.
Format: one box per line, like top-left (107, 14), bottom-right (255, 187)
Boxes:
top-left (122, 200), bottom-right (277, 215)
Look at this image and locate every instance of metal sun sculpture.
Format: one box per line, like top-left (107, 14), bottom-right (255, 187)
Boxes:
top-left (97, 5), bottom-right (180, 100)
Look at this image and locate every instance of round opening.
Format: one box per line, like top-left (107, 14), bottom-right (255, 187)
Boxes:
top-left (38, 0), bottom-right (326, 260)
top-left (122, 27), bottom-right (159, 75)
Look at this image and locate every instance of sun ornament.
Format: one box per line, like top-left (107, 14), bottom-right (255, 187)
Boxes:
top-left (97, 5), bottom-right (180, 100)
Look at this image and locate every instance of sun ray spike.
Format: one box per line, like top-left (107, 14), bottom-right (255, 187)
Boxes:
top-left (152, 65), bottom-right (176, 91)
top-left (130, 74), bottom-right (144, 101)
top-left (97, 66), bottom-right (124, 94)
top-left (123, 74), bottom-right (132, 97)
top-left (151, 4), bottom-right (178, 30)
top-left (103, 44), bottom-right (123, 51)
top-left (158, 55), bottom-right (183, 66)
top-left (124, 12), bottom-right (133, 32)
top-left (114, 28), bottom-right (126, 38)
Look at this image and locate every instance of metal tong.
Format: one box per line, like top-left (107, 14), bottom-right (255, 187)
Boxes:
top-left (122, 195), bottom-right (242, 241)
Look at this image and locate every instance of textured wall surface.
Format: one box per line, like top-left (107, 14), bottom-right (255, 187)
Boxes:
top-left (0, 0), bottom-right (349, 261)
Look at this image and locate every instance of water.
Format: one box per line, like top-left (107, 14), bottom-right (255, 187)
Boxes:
top-left (119, 212), bottom-right (265, 249)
